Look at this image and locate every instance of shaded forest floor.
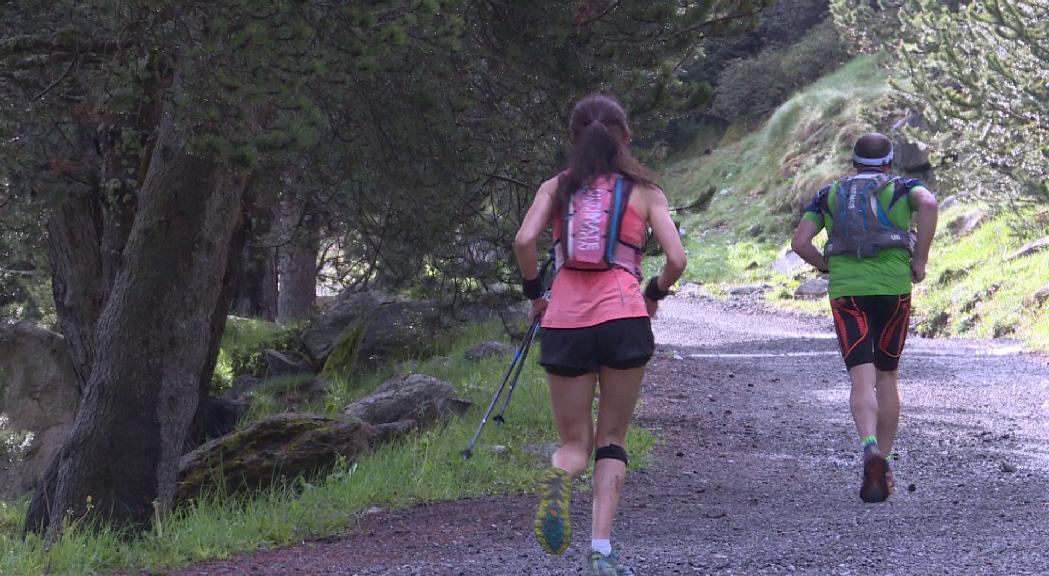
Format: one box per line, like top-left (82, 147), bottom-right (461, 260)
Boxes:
top-left (165, 295), bottom-right (1049, 575)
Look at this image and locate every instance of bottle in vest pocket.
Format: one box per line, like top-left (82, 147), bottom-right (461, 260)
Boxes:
top-left (554, 173), bottom-right (643, 279)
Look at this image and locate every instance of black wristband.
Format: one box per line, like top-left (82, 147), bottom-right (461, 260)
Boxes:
top-left (644, 277), bottom-right (670, 301)
top-left (522, 276), bottom-right (542, 300)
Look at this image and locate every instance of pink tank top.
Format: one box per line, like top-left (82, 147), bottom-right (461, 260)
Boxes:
top-left (543, 178), bottom-right (648, 329)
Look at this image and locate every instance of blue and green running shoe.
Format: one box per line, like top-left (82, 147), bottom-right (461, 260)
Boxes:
top-left (588, 551), bottom-right (636, 575)
top-left (534, 466), bottom-right (572, 555)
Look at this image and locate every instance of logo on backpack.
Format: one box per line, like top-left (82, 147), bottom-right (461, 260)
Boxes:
top-left (823, 173), bottom-right (915, 259)
top-left (554, 174), bottom-right (643, 279)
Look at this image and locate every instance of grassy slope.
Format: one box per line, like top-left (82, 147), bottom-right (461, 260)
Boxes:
top-left (0, 320), bottom-right (656, 575)
top-left (658, 54), bottom-right (1049, 350)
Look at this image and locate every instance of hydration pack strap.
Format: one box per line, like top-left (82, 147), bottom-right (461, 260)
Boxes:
top-left (604, 176), bottom-right (634, 267)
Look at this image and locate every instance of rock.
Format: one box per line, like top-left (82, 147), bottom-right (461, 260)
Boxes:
top-left (300, 291), bottom-right (450, 365)
top-left (747, 224), bottom-right (763, 238)
top-left (1033, 285), bottom-right (1049, 306)
top-left (728, 284), bottom-right (771, 296)
top-left (489, 444), bottom-right (508, 455)
top-left (794, 278), bottom-right (829, 299)
top-left (0, 322), bottom-right (80, 498)
top-left (343, 374), bottom-right (471, 427)
top-left (891, 113), bottom-right (931, 172)
top-left (301, 378), bottom-right (335, 395)
top-left (939, 195), bottom-right (958, 211)
top-left (1000, 461), bottom-right (1018, 473)
top-left (948, 210), bottom-right (985, 237)
top-left (464, 341), bottom-right (515, 362)
top-left (745, 261), bottom-right (759, 271)
top-left (203, 396), bottom-right (249, 440)
top-left (771, 249), bottom-right (807, 276)
top-left (907, 483), bottom-right (917, 493)
top-left (176, 413), bottom-right (374, 505)
top-left (676, 283), bottom-right (709, 298)
top-left (264, 350), bottom-right (314, 378)
top-left (229, 374), bottom-right (263, 397)
top-left (523, 442), bottom-right (558, 460)
top-left (1005, 236), bottom-right (1049, 261)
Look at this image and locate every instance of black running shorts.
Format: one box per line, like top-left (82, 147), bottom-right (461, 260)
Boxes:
top-left (539, 317), bottom-right (655, 377)
top-left (830, 294), bottom-right (912, 371)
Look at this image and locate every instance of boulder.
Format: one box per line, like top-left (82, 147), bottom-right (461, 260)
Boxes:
top-left (939, 195), bottom-right (958, 211)
top-left (300, 291), bottom-right (449, 365)
top-left (794, 278), bottom-right (829, 299)
top-left (676, 283), bottom-right (709, 298)
top-left (1033, 285), bottom-right (1049, 307)
top-left (203, 396), bottom-right (249, 440)
top-left (771, 249), bottom-right (807, 276)
top-left (948, 210), bottom-right (985, 237)
top-left (264, 350), bottom-right (314, 378)
top-left (343, 374), bottom-right (471, 427)
top-left (464, 341), bottom-right (515, 362)
top-left (891, 113), bottom-right (931, 172)
top-left (728, 284), bottom-right (771, 296)
top-left (176, 413), bottom-right (374, 504)
top-left (1006, 236), bottom-right (1049, 261)
top-left (229, 374), bottom-right (264, 397)
top-left (0, 322), bottom-right (80, 498)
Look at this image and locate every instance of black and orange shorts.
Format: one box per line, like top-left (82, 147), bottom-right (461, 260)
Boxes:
top-left (830, 294), bottom-right (912, 371)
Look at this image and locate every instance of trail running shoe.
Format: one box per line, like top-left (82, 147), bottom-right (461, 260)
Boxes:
top-left (534, 466), bottom-right (572, 555)
top-left (860, 451), bottom-right (889, 503)
top-left (588, 551), bottom-right (636, 576)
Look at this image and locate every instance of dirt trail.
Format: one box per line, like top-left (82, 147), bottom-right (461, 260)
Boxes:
top-left (168, 296), bottom-right (1049, 575)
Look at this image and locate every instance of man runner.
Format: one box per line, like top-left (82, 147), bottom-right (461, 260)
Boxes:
top-left (791, 132), bottom-right (938, 503)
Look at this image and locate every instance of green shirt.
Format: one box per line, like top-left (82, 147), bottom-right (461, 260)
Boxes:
top-left (803, 174), bottom-right (927, 300)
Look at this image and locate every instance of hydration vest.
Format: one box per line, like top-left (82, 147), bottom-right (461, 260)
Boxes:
top-left (822, 172), bottom-right (915, 259)
top-left (554, 173), bottom-right (644, 279)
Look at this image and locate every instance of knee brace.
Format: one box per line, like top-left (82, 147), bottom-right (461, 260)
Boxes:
top-left (594, 444), bottom-right (628, 466)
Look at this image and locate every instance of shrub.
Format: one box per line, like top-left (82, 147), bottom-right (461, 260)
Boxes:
top-left (710, 20), bottom-right (849, 124)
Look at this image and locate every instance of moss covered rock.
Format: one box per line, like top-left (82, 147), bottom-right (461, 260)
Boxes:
top-left (176, 413), bottom-right (374, 505)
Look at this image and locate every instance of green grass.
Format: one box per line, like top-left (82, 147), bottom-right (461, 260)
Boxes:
top-left (0, 319), bottom-right (657, 575)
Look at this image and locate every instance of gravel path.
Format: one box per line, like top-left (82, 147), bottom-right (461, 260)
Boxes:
top-left (166, 296), bottom-right (1049, 575)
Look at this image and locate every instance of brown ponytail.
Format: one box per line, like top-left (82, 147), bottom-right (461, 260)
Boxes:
top-left (556, 94), bottom-right (656, 211)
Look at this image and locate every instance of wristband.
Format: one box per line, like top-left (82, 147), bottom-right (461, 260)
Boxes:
top-left (522, 276), bottom-right (542, 300)
top-left (644, 277), bottom-right (670, 301)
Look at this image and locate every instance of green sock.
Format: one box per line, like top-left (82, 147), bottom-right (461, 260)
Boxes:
top-left (861, 435), bottom-right (878, 452)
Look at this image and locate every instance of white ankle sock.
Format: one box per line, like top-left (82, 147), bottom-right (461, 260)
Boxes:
top-left (591, 539), bottom-right (612, 556)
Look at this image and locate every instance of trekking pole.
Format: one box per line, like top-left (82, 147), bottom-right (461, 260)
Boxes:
top-left (492, 319), bottom-right (539, 425)
top-left (461, 255), bottom-right (555, 460)
top-left (462, 315), bottom-right (541, 461)
top-left (492, 257), bottom-right (554, 426)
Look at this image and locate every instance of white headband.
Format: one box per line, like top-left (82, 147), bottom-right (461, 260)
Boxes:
top-left (853, 150), bottom-right (893, 166)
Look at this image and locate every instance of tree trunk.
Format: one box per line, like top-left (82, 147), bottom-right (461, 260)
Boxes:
top-left (277, 188), bottom-right (318, 324)
top-left (46, 189), bottom-right (105, 393)
top-left (183, 218), bottom-right (247, 453)
top-left (25, 112), bottom-right (246, 538)
top-left (231, 177), bottom-right (278, 321)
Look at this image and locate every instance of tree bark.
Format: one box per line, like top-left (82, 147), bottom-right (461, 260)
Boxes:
top-left (183, 216), bottom-right (247, 453)
top-left (231, 177), bottom-right (278, 321)
top-left (46, 189), bottom-right (104, 393)
top-left (25, 111), bottom-right (246, 538)
top-left (277, 188), bottom-right (318, 324)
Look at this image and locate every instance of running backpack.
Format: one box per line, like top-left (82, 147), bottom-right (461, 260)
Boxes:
top-left (822, 172), bottom-right (915, 259)
top-left (554, 173), bottom-right (643, 279)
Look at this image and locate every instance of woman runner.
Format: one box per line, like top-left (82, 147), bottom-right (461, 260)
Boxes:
top-left (513, 94), bottom-right (687, 575)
